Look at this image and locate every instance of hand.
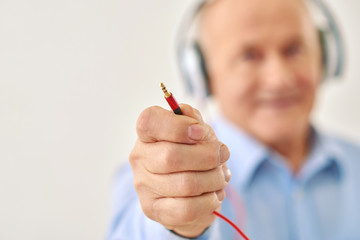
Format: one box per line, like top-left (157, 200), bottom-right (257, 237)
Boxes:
top-left (129, 104), bottom-right (231, 238)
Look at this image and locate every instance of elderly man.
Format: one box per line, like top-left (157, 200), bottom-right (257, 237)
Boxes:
top-left (107, 0), bottom-right (360, 239)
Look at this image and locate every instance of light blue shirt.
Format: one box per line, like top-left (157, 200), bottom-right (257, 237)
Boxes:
top-left (107, 116), bottom-right (360, 240)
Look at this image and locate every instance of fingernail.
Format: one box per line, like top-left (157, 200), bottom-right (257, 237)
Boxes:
top-left (188, 124), bottom-right (203, 140)
top-left (215, 190), bottom-right (225, 202)
top-left (222, 165), bottom-right (231, 182)
top-left (219, 145), bottom-right (230, 163)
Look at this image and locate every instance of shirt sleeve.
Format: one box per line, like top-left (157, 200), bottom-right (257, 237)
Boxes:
top-left (106, 164), bottom-right (221, 240)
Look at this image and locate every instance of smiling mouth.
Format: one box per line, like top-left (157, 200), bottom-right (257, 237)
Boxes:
top-left (259, 96), bottom-right (299, 109)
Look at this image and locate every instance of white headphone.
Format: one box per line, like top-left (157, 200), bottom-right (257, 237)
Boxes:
top-left (175, 0), bottom-right (345, 100)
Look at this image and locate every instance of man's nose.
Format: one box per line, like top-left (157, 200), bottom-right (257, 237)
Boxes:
top-left (261, 54), bottom-right (295, 91)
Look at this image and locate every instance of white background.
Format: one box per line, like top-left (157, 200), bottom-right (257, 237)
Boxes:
top-left (0, 0), bottom-right (359, 239)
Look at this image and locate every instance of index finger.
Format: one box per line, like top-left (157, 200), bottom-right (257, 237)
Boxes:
top-left (136, 105), bottom-right (210, 144)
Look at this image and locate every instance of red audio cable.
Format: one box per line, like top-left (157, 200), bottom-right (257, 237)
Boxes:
top-left (213, 211), bottom-right (249, 240)
top-left (160, 83), bottom-right (249, 240)
top-left (160, 83), bottom-right (183, 115)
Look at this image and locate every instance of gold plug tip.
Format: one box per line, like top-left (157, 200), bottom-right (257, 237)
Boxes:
top-left (160, 82), bottom-right (171, 97)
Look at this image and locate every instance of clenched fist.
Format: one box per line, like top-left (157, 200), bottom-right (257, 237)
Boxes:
top-left (129, 104), bottom-right (231, 238)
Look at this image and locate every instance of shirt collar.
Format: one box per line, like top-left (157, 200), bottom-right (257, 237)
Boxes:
top-left (212, 116), bottom-right (345, 189)
top-left (298, 128), bottom-right (345, 184)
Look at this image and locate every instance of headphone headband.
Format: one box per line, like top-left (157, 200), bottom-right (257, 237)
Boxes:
top-left (175, 0), bottom-right (345, 100)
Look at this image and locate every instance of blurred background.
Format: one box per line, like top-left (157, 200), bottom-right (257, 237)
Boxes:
top-left (0, 0), bottom-right (359, 239)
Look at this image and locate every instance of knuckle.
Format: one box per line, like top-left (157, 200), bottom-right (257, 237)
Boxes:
top-left (136, 108), bottom-right (151, 134)
top-left (141, 200), bottom-right (156, 220)
top-left (131, 167), bottom-right (149, 193)
top-left (128, 148), bottom-right (138, 166)
top-left (160, 144), bottom-right (184, 172)
top-left (136, 106), bottom-right (159, 137)
top-left (133, 180), bottom-right (142, 192)
top-left (128, 140), bottom-right (143, 167)
top-left (161, 146), bottom-right (177, 171)
top-left (133, 175), bottom-right (145, 192)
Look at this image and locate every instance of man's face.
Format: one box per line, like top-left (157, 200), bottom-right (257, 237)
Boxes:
top-left (200, 0), bottom-right (322, 146)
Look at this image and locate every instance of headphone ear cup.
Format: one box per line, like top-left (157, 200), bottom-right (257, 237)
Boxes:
top-left (317, 25), bottom-right (345, 79)
top-left (309, 0), bottom-right (345, 79)
top-left (193, 42), bottom-right (211, 96)
top-left (179, 42), bottom-right (210, 99)
top-left (318, 29), bottom-right (329, 77)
